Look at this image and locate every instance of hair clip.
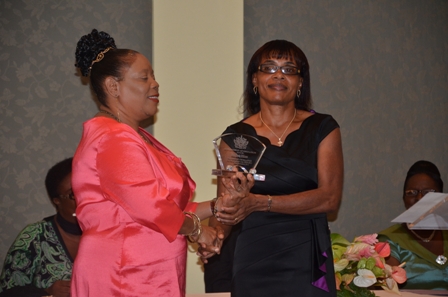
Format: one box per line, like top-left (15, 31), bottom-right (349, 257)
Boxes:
top-left (89, 47), bottom-right (114, 70)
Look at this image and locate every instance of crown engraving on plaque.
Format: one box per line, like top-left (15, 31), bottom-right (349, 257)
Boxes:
top-left (234, 135), bottom-right (249, 150)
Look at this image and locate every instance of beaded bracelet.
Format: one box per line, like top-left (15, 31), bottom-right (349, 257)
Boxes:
top-left (267, 195), bottom-right (272, 212)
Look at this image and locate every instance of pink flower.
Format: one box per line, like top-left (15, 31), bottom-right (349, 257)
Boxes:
top-left (373, 255), bottom-right (385, 269)
top-left (331, 233), bottom-right (407, 296)
top-left (374, 242), bottom-right (390, 258)
top-left (345, 242), bottom-right (374, 260)
top-left (391, 266), bottom-right (407, 284)
top-left (359, 246), bottom-right (375, 259)
top-left (354, 234), bottom-right (378, 245)
top-left (335, 273), bottom-right (342, 290)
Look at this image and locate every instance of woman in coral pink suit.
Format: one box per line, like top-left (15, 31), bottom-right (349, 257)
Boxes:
top-left (71, 29), bottom-right (248, 297)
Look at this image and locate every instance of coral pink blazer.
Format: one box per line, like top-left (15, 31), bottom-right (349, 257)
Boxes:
top-left (71, 117), bottom-right (196, 297)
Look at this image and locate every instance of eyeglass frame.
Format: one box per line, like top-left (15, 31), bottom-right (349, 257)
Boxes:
top-left (404, 189), bottom-right (436, 197)
top-left (59, 189), bottom-right (75, 200)
top-left (258, 64), bottom-right (301, 75)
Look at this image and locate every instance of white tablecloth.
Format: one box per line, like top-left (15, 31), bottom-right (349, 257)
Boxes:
top-left (375, 290), bottom-right (448, 297)
top-left (187, 294), bottom-right (228, 297)
top-left (187, 290), bottom-right (448, 297)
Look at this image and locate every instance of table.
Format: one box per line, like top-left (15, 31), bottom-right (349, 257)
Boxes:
top-left (375, 290), bottom-right (448, 296)
top-left (187, 290), bottom-right (448, 297)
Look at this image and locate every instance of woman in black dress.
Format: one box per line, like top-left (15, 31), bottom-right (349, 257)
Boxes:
top-left (203, 40), bottom-right (343, 297)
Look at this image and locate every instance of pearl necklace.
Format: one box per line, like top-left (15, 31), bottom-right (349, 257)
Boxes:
top-left (259, 109), bottom-right (296, 147)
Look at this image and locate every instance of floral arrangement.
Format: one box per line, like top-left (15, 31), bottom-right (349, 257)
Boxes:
top-left (331, 233), bottom-right (407, 297)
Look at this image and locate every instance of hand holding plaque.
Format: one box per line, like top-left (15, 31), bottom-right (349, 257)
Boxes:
top-left (211, 133), bottom-right (266, 181)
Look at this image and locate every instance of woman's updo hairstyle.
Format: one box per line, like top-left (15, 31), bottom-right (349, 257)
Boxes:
top-left (75, 29), bottom-right (138, 106)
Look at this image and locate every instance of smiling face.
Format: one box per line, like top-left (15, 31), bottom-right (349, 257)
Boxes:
top-left (403, 173), bottom-right (440, 209)
top-left (252, 57), bottom-right (303, 108)
top-left (113, 53), bottom-right (160, 123)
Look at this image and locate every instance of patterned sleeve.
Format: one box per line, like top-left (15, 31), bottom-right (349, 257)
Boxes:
top-left (0, 220), bottom-right (72, 292)
top-left (0, 223), bottom-right (42, 291)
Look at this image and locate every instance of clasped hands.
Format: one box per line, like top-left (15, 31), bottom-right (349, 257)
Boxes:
top-left (215, 171), bottom-right (255, 225)
top-left (198, 171), bottom-right (254, 262)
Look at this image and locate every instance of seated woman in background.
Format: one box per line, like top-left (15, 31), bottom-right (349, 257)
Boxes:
top-left (0, 157), bottom-right (80, 297)
top-left (378, 160), bottom-right (447, 290)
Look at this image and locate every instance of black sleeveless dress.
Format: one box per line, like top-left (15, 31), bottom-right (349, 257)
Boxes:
top-left (224, 113), bottom-right (338, 297)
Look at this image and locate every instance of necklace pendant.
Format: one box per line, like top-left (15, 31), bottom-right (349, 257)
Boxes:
top-left (259, 109), bottom-right (296, 148)
top-left (436, 255), bottom-right (447, 265)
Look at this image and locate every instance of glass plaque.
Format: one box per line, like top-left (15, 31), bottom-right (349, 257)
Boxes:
top-left (211, 133), bottom-right (266, 181)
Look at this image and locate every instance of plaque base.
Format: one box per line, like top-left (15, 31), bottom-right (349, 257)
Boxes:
top-left (211, 169), bottom-right (265, 181)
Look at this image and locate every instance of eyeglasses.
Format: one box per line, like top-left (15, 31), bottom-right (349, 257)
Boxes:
top-left (258, 64), bottom-right (300, 75)
top-left (404, 189), bottom-right (435, 197)
top-left (59, 190), bottom-right (75, 200)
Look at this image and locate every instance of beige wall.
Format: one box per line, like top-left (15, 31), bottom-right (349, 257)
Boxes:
top-left (153, 0), bottom-right (243, 293)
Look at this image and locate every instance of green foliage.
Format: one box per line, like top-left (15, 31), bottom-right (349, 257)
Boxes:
top-left (337, 283), bottom-right (377, 297)
top-left (331, 233), bottom-right (351, 260)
